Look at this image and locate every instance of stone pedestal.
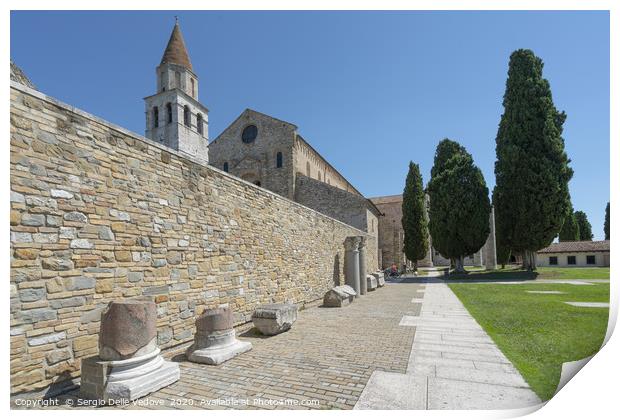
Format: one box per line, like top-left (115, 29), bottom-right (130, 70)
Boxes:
top-left (358, 237), bottom-right (368, 295)
top-left (252, 303), bottom-right (298, 335)
top-left (373, 271), bottom-right (385, 287)
top-left (345, 237), bottom-right (361, 296)
top-left (186, 307), bottom-right (251, 365)
top-left (80, 299), bottom-right (180, 401)
top-left (323, 285), bottom-right (357, 307)
top-left (366, 275), bottom-right (378, 291)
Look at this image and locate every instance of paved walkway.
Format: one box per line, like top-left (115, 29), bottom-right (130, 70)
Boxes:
top-left (23, 278), bottom-right (543, 410)
top-left (39, 283), bottom-right (422, 410)
top-left (354, 282), bottom-right (541, 409)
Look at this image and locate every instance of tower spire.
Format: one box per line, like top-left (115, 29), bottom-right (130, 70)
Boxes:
top-left (160, 19), bottom-right (193, 70)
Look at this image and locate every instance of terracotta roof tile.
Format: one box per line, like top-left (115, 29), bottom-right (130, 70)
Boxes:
top-left (537, 240), bottom-right (610, 254)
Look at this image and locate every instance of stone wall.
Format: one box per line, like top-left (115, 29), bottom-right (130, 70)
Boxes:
top-left (371, 194), bottom-right (433, 269)
top-left (295, 174), bottom-right (379, 271)
top-left (9, 83), bottom-right (370, 396)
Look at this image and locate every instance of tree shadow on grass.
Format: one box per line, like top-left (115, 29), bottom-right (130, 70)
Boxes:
top-left (441, 269), bottom-right (539, 282)
top-left (397, 269), bottom-right (539, 284)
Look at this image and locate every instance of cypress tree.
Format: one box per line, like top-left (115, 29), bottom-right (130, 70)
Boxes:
top-left (428, 139), bottom-right (491, 273)
top-left (401, 162), bottom-right (429, 272)
top-left (575, 211), bottom-right (593, 241)
top-left (493, 49), bottom-right (573, 270)
top-left (558, 203), bottom-right (580, 242)
top-left (604, 202), bottom-right (610, 240)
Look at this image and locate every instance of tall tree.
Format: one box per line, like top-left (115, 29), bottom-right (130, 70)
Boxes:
top-left (575, 211), bottom-right (593, 241)
top-left (493, 49), bottom-right (573, 271)
top-left (604, 202), bottom-right (610, 240)
top-left (558, 202), bottom-right (580, 242)
top-left (428, 139), bottom-right (491, 273)
top-left (401, 162), bottom-right (429, 272)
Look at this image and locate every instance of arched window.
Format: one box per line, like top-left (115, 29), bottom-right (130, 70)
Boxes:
top-left (153, 106), bottom-right (159, 128)
top-left (276, 152), bottom-right (283, 168)
top-left (183, 106), bottom-right (190, 127)
top-left (166, 103), bottom-right (172, 124)
top-left (223, 162), bottom-right (229, 172)
top-left (306, 162), bottom-right (310, 177)
top-left (197, 113), bottom-right (203, 134)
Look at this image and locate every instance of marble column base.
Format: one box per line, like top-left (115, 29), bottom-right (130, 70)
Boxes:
top-left (80, 348), bottom-right (180, 402)
top-left (186, 329), bottom-right (252, 365)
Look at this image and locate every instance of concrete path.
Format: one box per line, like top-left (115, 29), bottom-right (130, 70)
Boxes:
top-left (355, 282), bottom-right (542, 410)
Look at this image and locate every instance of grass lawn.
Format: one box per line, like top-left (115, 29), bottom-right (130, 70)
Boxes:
top-left (443, 266), bottom-right (609, 281)
top-left (448, 282), bottom-right (609, 401)
top-left (535, 266), bottom-right (610, 280)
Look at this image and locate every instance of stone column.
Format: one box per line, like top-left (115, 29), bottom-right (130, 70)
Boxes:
top-left (485, 206), bottom-right (498, 270)
top-left (358, 236), bottom-right (368, 295)
top-left (345, 236), bottom-right (361, 296)
top-left (187, 306), bottom-right (252, 365)
top-left (80, 298), bottom-right (180, 401)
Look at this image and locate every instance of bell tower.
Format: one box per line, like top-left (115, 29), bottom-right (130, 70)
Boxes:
top-left (144, 19), bottom-right (209, 164)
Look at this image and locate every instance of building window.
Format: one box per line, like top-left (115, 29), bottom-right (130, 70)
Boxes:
top-left (549, 256), bottom-right (558, 265)
top-left (318, 171), bottom-right (322, 181)
top-left (166, 103), bottom-right (172, 123)
top-left (586, 255), bottom-right (596, 265)
top-left (191, 78), bottom-right (195, 97)
top-left (567, 256), bottom-right (576, 265)
top-left (160, 72), bottom-right (165, 92)
top-left (152, 106), bottom-right (159, 128)
top-left (223, 162), bottom-right (229, 172)
top-left (175, 71), bottom-right (181, 89)
top-left (197, 113), bottom-right (203, 134)
top-left (184, 106), bottom-right (191, 127)
top-left (276, 152), bottom-right (283, 168)
top-left (254, 181), bottom-right (261, 187)
top-left (306, 162), bottom-right (311, 177)
top-left (242, 125), bottom-right (258, 143)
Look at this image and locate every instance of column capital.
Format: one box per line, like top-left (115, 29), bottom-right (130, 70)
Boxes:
top-left (344, 236), bottom-right (361, 252)
top-left (358, 236), bottom-right (367, 249)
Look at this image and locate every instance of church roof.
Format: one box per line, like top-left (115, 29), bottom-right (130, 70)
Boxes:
top-left (160, 21), bottom-right (193, 71)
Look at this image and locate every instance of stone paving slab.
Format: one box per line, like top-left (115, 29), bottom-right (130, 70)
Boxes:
top-left (356, 282), bottom-right (541, 410)
top-left (353, 371), bottom-right (427, 410)
top-left (564, 301), bottom-right (609, 308)
top-left (526, 290), bottom-right (565, 294)
top-left (427, 377), bottom-right (541, 410)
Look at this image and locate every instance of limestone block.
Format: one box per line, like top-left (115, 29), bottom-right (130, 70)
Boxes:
top-left (323, 285), bottom-right (357, 307)
top-left (80, 349), bottom-right (179, 402)
top-left (372, 271), bottom-right (385, 287)
top-left (367, 275), bottom-right (377, 291)
top-left (186, 307), bottom-right (252, 365)
top-left (252, 303), bottom-right (298, 335)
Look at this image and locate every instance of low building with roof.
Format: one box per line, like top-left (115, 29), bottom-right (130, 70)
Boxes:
top-left (536, 240), bottom-right (610, 267)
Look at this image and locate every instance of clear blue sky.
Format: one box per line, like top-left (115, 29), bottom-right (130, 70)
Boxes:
top-left (10, 11), bottom-right (610, 239)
